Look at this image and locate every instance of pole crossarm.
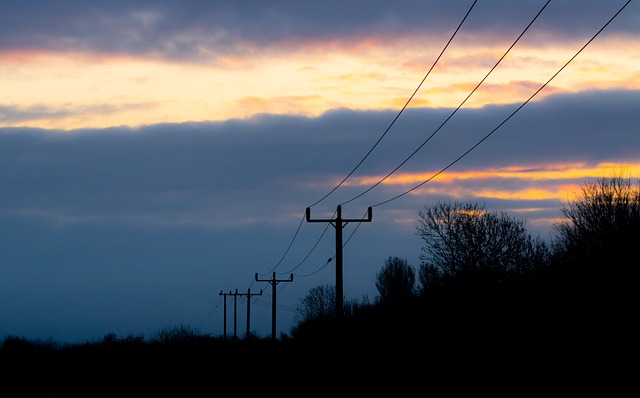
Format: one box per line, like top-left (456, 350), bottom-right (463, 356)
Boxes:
top-left (305, 205), bottom-right (372, 320)
top-left (255, 272), bottom-right (293, 340)
top-left (305, 205), bottom-right (372, 224)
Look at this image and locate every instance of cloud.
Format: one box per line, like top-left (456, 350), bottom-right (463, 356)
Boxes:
top-left (1, 1), bottom-right (636, 61)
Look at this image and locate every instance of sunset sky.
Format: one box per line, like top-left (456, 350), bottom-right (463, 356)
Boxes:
top-left (1, 0), bottom-right (638, 344)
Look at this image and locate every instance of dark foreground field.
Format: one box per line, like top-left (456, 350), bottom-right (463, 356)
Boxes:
top-left (1, 298), bottom-right (630, 396)
top-left (0, 333), bottom-right (599, 395)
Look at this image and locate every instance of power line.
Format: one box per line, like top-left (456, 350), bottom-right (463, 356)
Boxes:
top-left (293, 257), bottom-right (334, 278)
top-left (341, 0), bottom-right (551, 206)
top-left (251, 299), bottom-right (297, 313)
top-left (259, 212), bottom-right (306, 276)
top-left (277, 218), bottom-right (332, 275)
top-left (307, 0), bottom-right (478, 210)
top-left (199, 295), bottom-right (223, 332)
top-left (372, 0), bottom-right (632, 208)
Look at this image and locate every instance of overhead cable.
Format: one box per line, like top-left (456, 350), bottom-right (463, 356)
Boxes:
top-left (371, 0), bottom-right (632, 208)
top-left (341, 0), bottom-right (551, 206)
top-left (307, 0), bottom-right (479, 209)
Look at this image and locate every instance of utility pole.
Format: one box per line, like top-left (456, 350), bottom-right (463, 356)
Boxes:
top-left (218, 290), bottom-right (233, 339)
top-left (235, 288), bottom-right (263, 339)
top-left (255, 272), bottom-right (293, 340)
top-left (233, 289), bottom-right (239, 338)
top-left (306, 205), bottom-right (372, 319)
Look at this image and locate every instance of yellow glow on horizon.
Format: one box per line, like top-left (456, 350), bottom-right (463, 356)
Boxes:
top-left (1, 33), bottom-right (638, 130)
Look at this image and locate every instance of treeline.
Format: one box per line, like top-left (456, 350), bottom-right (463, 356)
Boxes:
top-left (289, 173), bottom-right (637, 354)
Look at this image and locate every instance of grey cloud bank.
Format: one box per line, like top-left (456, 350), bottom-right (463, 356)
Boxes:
top-left (0, 1), bottom-right (636, 59)
top-left (2, 89), bottom-right (637, 224)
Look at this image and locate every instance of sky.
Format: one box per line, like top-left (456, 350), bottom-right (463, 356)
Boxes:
top-left (1, 0), bottom-right (639, 344)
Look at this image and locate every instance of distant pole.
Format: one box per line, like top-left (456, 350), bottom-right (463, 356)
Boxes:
top-left (234, 288), bottom-right (263, 339)
top-left (306, 205), bottom-right (372, 319)
top-left (234, 289), bottom-right (238, 338)
top-left (255, 272), bottom-right (293, 340)
top-left (218, 290), bottom-right (233, 339)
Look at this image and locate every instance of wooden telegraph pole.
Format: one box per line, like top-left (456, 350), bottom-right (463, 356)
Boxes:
top-left (305, 205), bottom-right (372, 319)
top-left (255, 272), bottom-right (293, 340)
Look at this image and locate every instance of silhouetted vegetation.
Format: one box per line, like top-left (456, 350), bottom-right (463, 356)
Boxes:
top-left (374, 256), bottom-right (416, 304)
top-left (2, 174), bottom-right (636, 390)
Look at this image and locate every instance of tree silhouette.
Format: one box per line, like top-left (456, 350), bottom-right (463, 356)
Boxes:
top-left (293, 284), bottom-right (337, 324)
top-left (374, 256), bottom-right (416, 304)
top-left (552, 172), bottom-right (640, 274)
top-left (290, 284), bottom-right (368, 342)
top-left (549, 172), bottom-right (639, 336)
top-left (415, 200), bottom-right (549, 290)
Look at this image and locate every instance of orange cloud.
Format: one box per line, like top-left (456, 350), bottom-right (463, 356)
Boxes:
top-left (346, 162), bottom-right (640, 202)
